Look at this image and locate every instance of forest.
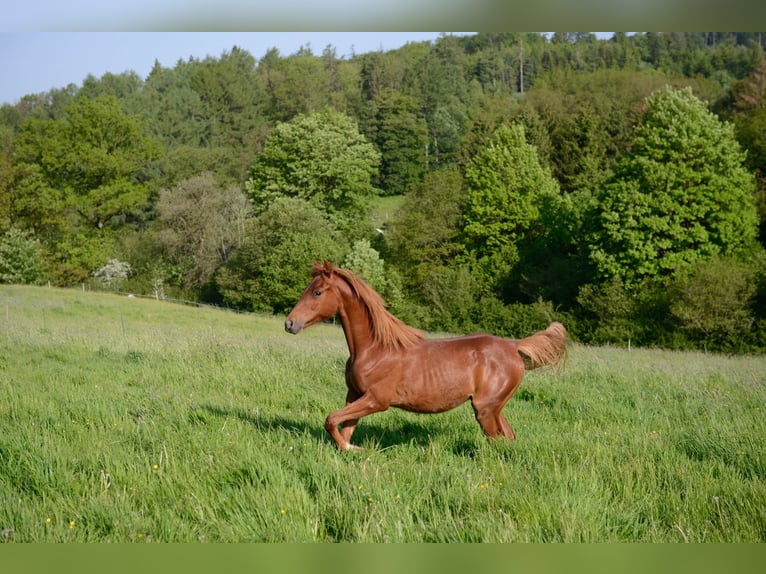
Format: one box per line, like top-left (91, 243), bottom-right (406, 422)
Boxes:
top-left (1, 31), bottom-right (766, 353)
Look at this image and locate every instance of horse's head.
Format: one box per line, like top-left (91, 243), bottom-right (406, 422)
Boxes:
top-left (285, 260), bottom-right (341, 335)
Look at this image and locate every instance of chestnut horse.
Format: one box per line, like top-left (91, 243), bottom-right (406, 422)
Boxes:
top-left (285, 260), bottom-right (567, 451)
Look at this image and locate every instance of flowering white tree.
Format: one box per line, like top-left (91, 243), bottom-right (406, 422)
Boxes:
top-left (93, 259), bottom-right (132, 291)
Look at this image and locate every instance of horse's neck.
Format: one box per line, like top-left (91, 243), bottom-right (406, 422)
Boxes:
top-left (337, 291), bottom-right (374, 359)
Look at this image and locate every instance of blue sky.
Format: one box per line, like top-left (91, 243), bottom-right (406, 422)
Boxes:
top-left (0, 32), bottom-right (466, 106)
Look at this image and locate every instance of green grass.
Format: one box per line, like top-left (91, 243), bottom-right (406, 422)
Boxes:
top-left (1, 285), bottom-right (764, 542)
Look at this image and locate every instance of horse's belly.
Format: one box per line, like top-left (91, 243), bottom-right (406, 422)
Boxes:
top-left (392, 367), bottom-right (474, 413)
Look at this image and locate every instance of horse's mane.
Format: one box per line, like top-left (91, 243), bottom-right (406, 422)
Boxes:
top-left (312, 262), bottom-right (425, 350)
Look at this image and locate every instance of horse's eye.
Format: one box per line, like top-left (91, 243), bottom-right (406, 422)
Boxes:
top-left (313, 290), bottom-right (322, 297)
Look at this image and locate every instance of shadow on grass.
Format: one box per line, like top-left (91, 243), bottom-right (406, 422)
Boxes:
top-left (199, 403), bottom-right (482, 453)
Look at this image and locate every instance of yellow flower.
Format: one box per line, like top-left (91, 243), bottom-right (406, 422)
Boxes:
top-left (280, 508), bottom-right (286, 515)
top-left (153, 464), bottom-right (159, 470)
top-left (46, 517), bottom-right (51, 524)
top-left (69, 521), bottom-right (75, 529)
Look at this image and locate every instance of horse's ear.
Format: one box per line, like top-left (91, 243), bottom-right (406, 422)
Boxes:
top-left (323, 259), bottom-right (334, 275)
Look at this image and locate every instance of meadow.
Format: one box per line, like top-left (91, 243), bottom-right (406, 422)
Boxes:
top-left (0, 285), bottom-right (764, 542)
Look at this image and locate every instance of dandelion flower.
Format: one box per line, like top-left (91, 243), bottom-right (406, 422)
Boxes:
top-left (153, 464), bottom-right (159, 470)
top-left (69, 521), bottom-right (75, 529)
top-left (46, 517), bottom-right (51, 524)
top-left (280, 508), bottom-right (286, 515)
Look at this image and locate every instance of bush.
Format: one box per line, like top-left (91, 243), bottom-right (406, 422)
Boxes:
top-left (668, 255), bottom-right (757, 351)
top-left (0, 227), bottom-right (46, 285)
top-left (93, 259), bottom-right (132, 291)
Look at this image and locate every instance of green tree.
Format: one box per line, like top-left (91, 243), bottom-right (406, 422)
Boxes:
top-left (724, 52), bottom-right (766, 243)
top-left (589, 85), bottom-right (759, 287)
top-left (461, 123), bottom-right (560, 292)
top-left (669, 256), bottom-right (757, 351)
top-left (0, 125), bottom-right (16, 230)
top-left (245, 109), bottom-right (380, 234)
top-left (14, 95), bottom-right (161, 232)
top-left (256, 46), bottom-right (331, 122)
top-left (189, 47), bottom-right (263, 149)
top-left (0, 227), bottom-right (46, 284)
top-left (140, 59), bottom-right (208, 148)
top-left (215, 197), bottom-right (347, 313)
top-left (386, 167), bottom-right (465, 291)
top-left (12, 95), bottom-right (161, 283)
top-left (154, 173), bottom-right (251, 292)
top-left (365, 88), bottom-right (427, 195)
top-left (187, 47), bottom-right (268, 181)
top-left (343, 239), bottom-right (404, 312)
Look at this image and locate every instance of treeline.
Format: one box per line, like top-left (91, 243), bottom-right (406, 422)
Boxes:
top-left (2, 32), bottom-right (766, 352)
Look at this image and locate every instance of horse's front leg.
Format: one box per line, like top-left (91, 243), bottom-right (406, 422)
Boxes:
top-left (325, 392), bottom-right (387, 452)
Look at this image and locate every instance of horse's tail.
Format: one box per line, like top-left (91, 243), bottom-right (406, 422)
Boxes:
top-left (517, 321), bottom-right (567, 372)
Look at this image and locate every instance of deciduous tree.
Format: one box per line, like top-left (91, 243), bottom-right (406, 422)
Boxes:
top-left (215, 197), bottom-right (347, 313)
top-left (589, 86), bottom-right (759, 286)
top-left (245, 109), bottom-right (380, 235)
top-left (155, 173), bottom-right (251, 291)
top-left (461, 123), bottom-right (560, 292)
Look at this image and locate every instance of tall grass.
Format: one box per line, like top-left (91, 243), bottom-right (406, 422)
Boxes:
top-left (0, 285), bottom-right (764, 542)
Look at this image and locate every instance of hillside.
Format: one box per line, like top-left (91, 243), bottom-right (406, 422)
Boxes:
top-left (1, 285), bottom-right (764, 542)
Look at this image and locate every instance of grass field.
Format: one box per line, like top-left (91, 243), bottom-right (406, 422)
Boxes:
top-left (0, 285), bottom-right (764, 542)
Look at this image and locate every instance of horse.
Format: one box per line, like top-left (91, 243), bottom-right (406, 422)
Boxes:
top-left (285, 260), bottom-right (567, 452)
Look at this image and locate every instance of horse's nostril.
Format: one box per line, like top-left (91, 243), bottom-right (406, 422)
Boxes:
top-left (285, 319), bottom-right (293, 332)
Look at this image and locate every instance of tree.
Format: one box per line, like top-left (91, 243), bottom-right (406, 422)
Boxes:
top-left (154, 173), bottom-right (251, 292)
top-left (256, 46), bottom-right (332, 122)
top-left (669, 256), bottom-right (757, 350)
top-left (343, 239), bottom-right (404, 312)
top-left (215, 197), bottom-right (347, 313)
top-left (461, 123), bottom-right (560, 293)
top-left (0, 125), bottom-right (16, 230)
top-left (17, 95), bottom-right (161, 231)
top-left (189, 47), bottom-right (263, 149)
top-left (12, 95), bottom-right (162, 283)
top-left (93, 258), bottom-right (132, 292)
top-left (0, 227), bottom-right (46, 284)
top-left (364, 88), bottom-right (427, 195)
top-left (245, 109), bottom-right (380, 234)
top-left (589, 86), bottom-right (759, 287)
top-left (386, 167), bottom-right (465, 291)
top-left (725, 52), bottom-right (766, 243)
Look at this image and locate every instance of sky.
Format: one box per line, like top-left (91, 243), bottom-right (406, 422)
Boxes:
top-left (0, 32), bottom-right (468, 106)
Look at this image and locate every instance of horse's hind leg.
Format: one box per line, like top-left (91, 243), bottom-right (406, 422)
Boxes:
top-left (496, 411), bottom-right (516, 439)
top-left (472, 403), bottom-right (516, 440)
top-left (471, 401), bottom-right (501, 438)
top-left (339, 389), bottom-right (360, 444)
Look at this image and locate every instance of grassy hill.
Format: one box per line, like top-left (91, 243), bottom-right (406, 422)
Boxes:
top-left (0, 285), bottom-right (764, 542)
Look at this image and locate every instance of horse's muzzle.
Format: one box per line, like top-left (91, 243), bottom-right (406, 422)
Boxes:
top-left (284, 318), bottom-right (304, 334)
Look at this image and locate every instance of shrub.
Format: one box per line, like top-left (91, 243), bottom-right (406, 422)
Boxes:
top-left (0, 227), bottom-right (46, 285)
